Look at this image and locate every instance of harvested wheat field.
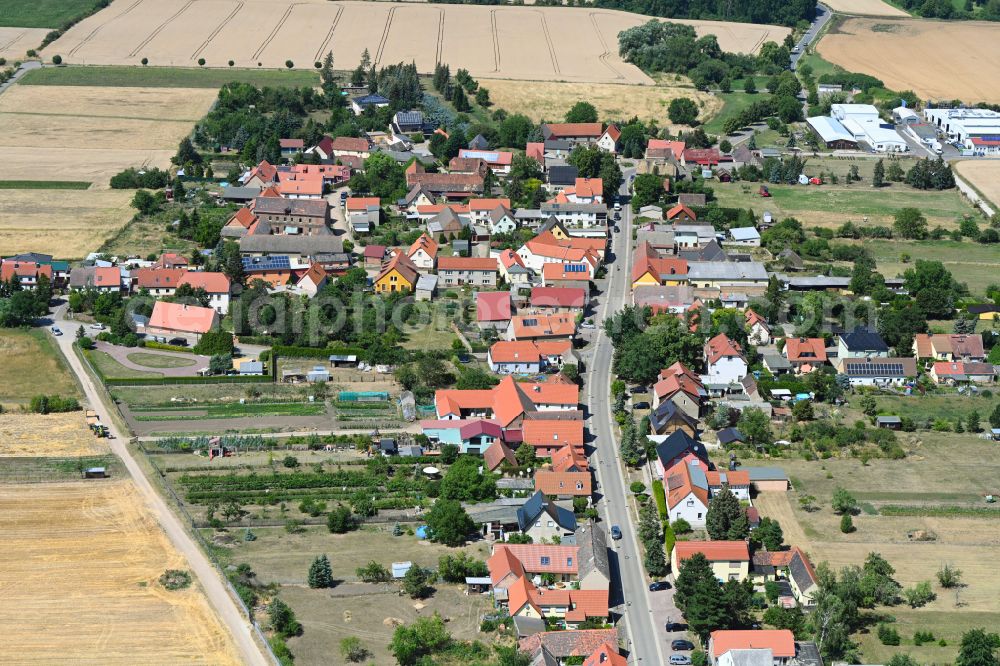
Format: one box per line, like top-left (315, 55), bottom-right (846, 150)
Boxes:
top-left (484, 78), bottom-right (721, 125)
top-left (0, 189), bottom-right (134, 258)
top-left (0, 27), bottom-right (49, 60)
top-left (955, 160), bottom-right (1000, 210)
top-left (45, 0), bottom-right (787, 84)
top-left (819, 0), bottom-right (908, 17)
top-left (0, 84), bottom-right (215, 121)
top-left (818, 18), bottom-right (1000, 103)
top-left (0, 480), bottom-right (240, 665)
top-left (0, 413), bottom-right (106, 457)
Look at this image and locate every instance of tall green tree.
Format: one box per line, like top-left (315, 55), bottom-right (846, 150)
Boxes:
top-left (705, 487), bottom-right (747, 540)
top-left (957, 629), bottom-right (1000, 666)
top-left (308, 554), bottom-right (334, 588)
top-left (425, 499), bottom-right (474, 547)
top-left (390, 614), bottom-right (451, 666)
top-left (565, 101), bottom-right (598, 123)
top-left (872, 159), bottom-right (885, 187)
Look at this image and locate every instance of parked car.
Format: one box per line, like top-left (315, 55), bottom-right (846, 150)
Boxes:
top-left (610, 525), bottom-right (622, 540)
top-left (664, 622), bottom-right (687, 632)
top-left (50, 326), bottom-right (62, 336)
top-left (89, 323), bottom-right (105, 330)
top-left (649, 581), bottom-right (671, 592)
top-left (670, 655), bottom-right (692, 665)
top-left (672, 640), bottom-right (695, 651)
top-left (580, 321), bottom-right (596, 329)
top-left (633, 401), bottom-right (650, 410)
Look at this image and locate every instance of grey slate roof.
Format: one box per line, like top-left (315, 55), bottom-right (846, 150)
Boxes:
top-left (547, 165), bottom-right (578, 186)
top-left (678, 239), bottom-right (727, 262)
top-left (516, 491), bottom-right (576, 532)
top-left (839, 326), bottom-right (889, 352)
top-left (239, 234), bottom-right (342, 255)
top-left (652, 429), bottom-right (708, 467)
top-left (649, 399), bottom-right (698, 434)
top-left (687, 261), bottom-right (768, 281)
top-left (575, 522), bottom-right (610, 584)
top-left (744, 467), bottom-right (789, 482)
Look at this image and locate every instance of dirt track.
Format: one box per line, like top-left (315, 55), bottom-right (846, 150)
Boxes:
top-left (44, 0), bottom-right (789, 84)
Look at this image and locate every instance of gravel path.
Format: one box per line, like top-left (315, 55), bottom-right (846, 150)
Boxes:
top-left (96, 341), bottom-right (210, 377)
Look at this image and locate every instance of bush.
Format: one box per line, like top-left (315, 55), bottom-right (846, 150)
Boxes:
top-left (110, 167), bottom-right (172, 189)
top-left (282, 455), bottom-right (299, 468)
top-left (913, 630), bottom-right (935, 646)
top-left (903, 581), bottom-right (936, 608)
top-left (52, 55), bottom-right (62, 65)
top-left (840, 514), bottom-right (854, 534)
top-left (671, 518), bottom-right (692, 535)
top-left (878, 623), bottom-right (901, 646)
top-left (652, 480), bottom-right (667, 518)
top-left (159, 569), bottom-right (192, 590)
top-left (29, 395), bottom-right (81, 414)
top-left (630, 481), bottom-right (647, 494)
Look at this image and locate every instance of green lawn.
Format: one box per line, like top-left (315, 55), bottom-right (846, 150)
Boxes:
top-left (125, 352), bottom-right (198, 369)
top-left (851, 392), bottom-right (1000, 425)
top-left (131, 401), bottom-right (325, 420)
top-left (702, 92), bottom-right (771, 136)
top-left (712, 180), bottom-right (974, 229)
top-left (0, 180), bottom-right (91, 189)
top-left (19, 65), bottom-right (321, 88)
top-left (864, 239), bottom-right (1000, 296)
top-left (0, 0), bottom-right (103, 28)
top-left (86, 350), bottom-right (162, 380)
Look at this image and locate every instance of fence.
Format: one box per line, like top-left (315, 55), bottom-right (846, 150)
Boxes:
top-left (138, 443), bottom-right (281, 665)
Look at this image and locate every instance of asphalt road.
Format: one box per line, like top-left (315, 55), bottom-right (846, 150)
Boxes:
top-left (48, 305), bottom-right (271, 666)
top-left (586, 178), bottom-right (667, 665)
top-left (791, 3), bottom-right (833, 70)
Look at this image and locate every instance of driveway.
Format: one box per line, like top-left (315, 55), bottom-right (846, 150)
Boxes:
top-left (95, 341), bottom-right (210, 377)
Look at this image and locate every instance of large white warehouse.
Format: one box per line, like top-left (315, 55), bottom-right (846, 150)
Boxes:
top-left (830, 104), bottom-right (909, 153)
top-left (923, 108), bottom-right (1000, 154)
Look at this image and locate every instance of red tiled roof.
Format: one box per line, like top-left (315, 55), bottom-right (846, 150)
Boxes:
top-left (329, 136), bottom-right (370, 153)
top-left (488, 545), bottom-right (526, 586)
top-left (1, 261), bottom-right (52, 281)
top-left (674, 540), bottom-right (750, 563)
top-left (509, 313), bottom-right (576, 340)
top-left (407, 233), bottom-right (439, 260)
top-left (530, 286), bottom-right (586, 309)
top-left (545, 123), bottom-right (604, 138)
top-left (522, 420), bottom-right (584, 448)
top-left (279, 138), bottom-right (304, 149)
top-left (784, 337), bottom-right (828, 364)
top-left (647, 139), bottom-right (685, 160)
top-left (666, 204), bottom-right (697, 220)
top-left (483, 440), bottom-right (516, 472)
top-left (543, 263), bottom-right (591, 282)
top-left (705, 470), bottom-right (750, 486)
top-left (504, 544), bottom-right (579, 575)
top-left (94, 267), bottom-right (120, 288)
top-left (584, 642), bottom-right (627, 666)
top-left (468, 197), bottom-right (512, 211)
top-left (535, 470), bottom-right (592, 496)
top-left (745, 309), bottom-right (768, 329)
top-left (490, 341), bottom-right (542, 364)
top-left (710, 630), bottom-right (795, 659)
top-left (148, 301), bottom-right (217, 334)
top-left (227, 207), bottom-right (257, 229)
top-left (477, 291), bottom-right (512, 322)
top-left (551, 443), bottom-right (588, 472)
top-left (363, 245), bottom-right (387, 259)
top-left (346, 196), bottom-right (380, 212)
top-left (135, 268), bottom-right (184, 290)
top-left (603, 124), bottom-right (621, 142)
top-left (519, 629), bottom-right (619, 658)
top-left (664, 460), bottom-right (709, 510)
top-left (178, 271), bottom-right (231, 294)
top-left (438, 256), bottom-right (498, 271)
top-left (705, 333), bottom-right (745, 365)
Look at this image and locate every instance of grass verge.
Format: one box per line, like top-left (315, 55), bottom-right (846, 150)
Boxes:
top-left (0, 180), bottom-right (91, 189)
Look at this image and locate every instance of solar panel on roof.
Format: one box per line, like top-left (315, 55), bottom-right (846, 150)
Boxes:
top-left (523, 318), bottom-right (538, 327)
top-left (566, 264), bottom-right (587, 272)
top-left (242, 255), bottom-right (291, 271)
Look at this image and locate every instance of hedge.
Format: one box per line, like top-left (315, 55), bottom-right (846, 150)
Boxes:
top-left (664, 522), bottom-right (676, 556)
top-left (272, 344), bottom-right (366, 359)
top-left (104, 374), bottom-right (274, 387)
top-left (144, 340), bottom-right (193, 353)
top-left (652, 480), bottom-right (667, 519)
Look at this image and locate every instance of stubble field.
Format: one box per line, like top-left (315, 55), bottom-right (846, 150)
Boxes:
top-left (43, 0), bottom-right (788, 84)
top-left (0, 27), bottom-right (50, 59)
top-left (0, 83), bottom-right (215, 257)
top-left (0, 480), bottom-right (240, 664)
top-left (483, 78), bottom-right (722, 124)
top-left (817, 18), bottom-right (1000, 103)
top-left (954, 159), bottom-right (1000, 210)
top-left (817, 0), bottom-right (909, 16)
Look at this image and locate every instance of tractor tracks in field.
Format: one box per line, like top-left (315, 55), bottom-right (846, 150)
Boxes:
top-left (589, 11), bottom-right (623, 80)
top-left (251, 2), bottom-right (299, 62)
top-left (373, 5), bottom-right (397, 68)
top-left (312, 3), bottom-right (344, 63)
top-left (129, 0), bottom-right (194, 58)
top-left (69, 0), bottom-right (144, 57)
top-left (489, 9), bottom-right (500, 72)
top-left (434, 8), bottom-right (445, 65)
top-left (533, 10), bottom-right (560, 76)
top-left (191, 1), bottom-right (245, 61)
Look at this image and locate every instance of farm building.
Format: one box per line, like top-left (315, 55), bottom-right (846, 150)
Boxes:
top-left (806, 116), bottom-right (859, 149)
top-left (830, 104), bottom-right (908, 153)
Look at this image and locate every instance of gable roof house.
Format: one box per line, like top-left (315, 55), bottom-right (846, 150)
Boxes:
top-left (649, 399), bottom-right (699, 437)
top-left (516, 490), bottom-right (578, 543)
top-left (497, 248), bottom-right (533, 284)
top-left (652, 429), bottom-right (709, 479)
top-left (507, 313), bottom-right (577, 342)
top-left (70, 266), bottom-right (123, 293)
top-left (406, 161), bottom-right (484, 198)
top-left (146, 301), bottom-right (220, 343)
top-left (652, 362), bottom-right (706, 419)
top-left (836, 356), bottom-right (917, 386)
top-left (597, 124), bottom-right (621, 153)
top-left (519, 630), bottom-right (620, 662)
top-left (406, 233), bottom-right (439, 270)
top-left (664, 459), bottom-right (710, 528)
top-left (434, 375), bottom-right (579, 430)
top-left (704, 333), bottom-right (748, 385)
top-left (1, 260), bottom-right (52, 289)
top-left (487, 339), bottom-right (577, 375)
top-left (929, 361), bottom-right (996, 385)
top-left (522, 419), bottom-right (585, 458)
top-left (672, 541), bottom-right (751, 582)
top-left (530, 286), bottom-right (588, 313)
top-left (837, 326), bottom-right (889, 358)
top-left (631, 241), bottom-right (689, 289)
top-left (374, 253), bottom-right (420, 294)
top-left (438, 256), bottom-right (499, 288)
top-left (534, 470), bottom-right (592, 499)
top-left (541, 123), bottom-right (604, 145)
top-left (745, 310), bottom-right (771, 345)
top-left (426, 207), bottom-right (470, 240)
top-left (477, 291), bottom-right (513, 329)
top-left (912, 333), bottom-right (985, 362)
top-left (783, 337), bottom-right (828, 374)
